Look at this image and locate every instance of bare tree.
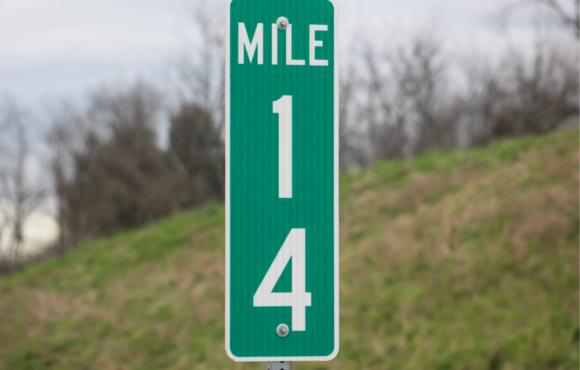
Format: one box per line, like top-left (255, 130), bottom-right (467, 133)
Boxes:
top-left (462, 37), bottom-right (578, 142)
top-left (358, 34), bottom-right (464, 162)
top-left (0, 95), bottom-right (46, 264)
top-left (173, 3), bottom-right (225, 136)
top-left (360, 45), bottom-right (409, 160)
top-left (0, 135), bottom-right (10, 261)
top-left (47, 80), bottom-right (188, 248)
top-left (165, 3), bottom-right (229, 203)
top-left (0, 176), bottom-right (9, 255)
top-left (0, 103), bottom-right (10, 251)
top-left (339, 61), bottom-right (369, 169)
top-left (394, 36), bottom-right (465, 154)
top-left (456, 59), bottom-right (498, 147)
top-left (47, 102), bottom-right (91, 254)
top-left (168, 103), bottom-right (224, 206)
top-left (502, 0), bottom-right (579, 39)
top-left (534, 0), bottom-right (578, 38)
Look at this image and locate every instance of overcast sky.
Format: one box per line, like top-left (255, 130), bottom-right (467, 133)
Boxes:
top-left (0, 0), bottom-right (548, 116)
top-left (0, 0), bottom-right (571, 254)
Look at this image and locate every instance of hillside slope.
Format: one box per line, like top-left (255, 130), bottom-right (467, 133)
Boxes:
top-left (0, 129), bottom-right (578, 370)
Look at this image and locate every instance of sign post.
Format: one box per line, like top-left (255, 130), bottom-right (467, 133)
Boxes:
top-left (226, 0), bottom-right (338, 363)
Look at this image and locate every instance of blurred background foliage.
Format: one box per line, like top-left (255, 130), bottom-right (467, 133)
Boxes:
top-left (0, 0), bottom-right (578, 368)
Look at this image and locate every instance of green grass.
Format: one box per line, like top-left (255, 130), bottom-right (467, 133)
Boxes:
top-left (0, 128), bottom-right (578, 370)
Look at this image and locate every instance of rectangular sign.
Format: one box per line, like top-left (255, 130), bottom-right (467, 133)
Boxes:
top-left (225, 0), bottom-right (339, 362)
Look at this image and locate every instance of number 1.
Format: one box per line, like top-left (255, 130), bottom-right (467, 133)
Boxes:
top-left (273, 96), bottom-right (292, 198)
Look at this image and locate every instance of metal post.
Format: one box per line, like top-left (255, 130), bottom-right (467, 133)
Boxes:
top-left (265, 362), bottom-right (292, 370)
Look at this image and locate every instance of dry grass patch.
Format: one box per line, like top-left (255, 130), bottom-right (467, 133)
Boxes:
top-left (0, 129), bottom-right (577, 370)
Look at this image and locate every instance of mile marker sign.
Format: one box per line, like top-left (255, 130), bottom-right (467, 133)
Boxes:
top-left (225, 0), bottom-right (339, 362)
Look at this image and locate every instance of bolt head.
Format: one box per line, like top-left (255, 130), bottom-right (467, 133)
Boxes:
top-left (277, 17), bottom-right (289, 30)
top-left (277, 323), bottom-right (289, 337)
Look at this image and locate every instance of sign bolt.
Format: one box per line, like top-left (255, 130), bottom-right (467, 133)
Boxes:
top-left (277, 323), bottom-right (289, 337)
top-left (277, 17), bottom-right (289, 30)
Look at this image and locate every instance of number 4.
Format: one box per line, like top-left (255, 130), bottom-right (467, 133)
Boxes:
top-left (253, 229), bottom-right (311, 331)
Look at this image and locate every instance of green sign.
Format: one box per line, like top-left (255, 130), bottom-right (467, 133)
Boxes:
top-left (225, 0), bottom-right (338, 362)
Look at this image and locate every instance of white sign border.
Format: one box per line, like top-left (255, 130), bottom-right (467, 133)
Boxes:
top-left (225, 0), bottom-right (339, 362)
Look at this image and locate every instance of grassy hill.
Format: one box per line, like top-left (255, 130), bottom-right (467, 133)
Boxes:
top-left (0, 128), bottom-right (578, 370)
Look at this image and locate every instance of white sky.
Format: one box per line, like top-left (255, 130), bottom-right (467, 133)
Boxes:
top-left (0, 0), bottom-right (550, 115)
